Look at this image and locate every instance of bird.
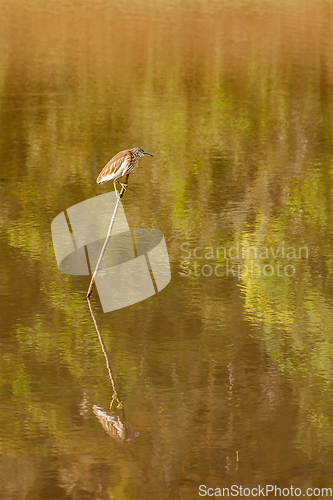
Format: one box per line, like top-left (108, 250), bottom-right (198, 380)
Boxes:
top-left (96, 147), bottom-right (153, 197)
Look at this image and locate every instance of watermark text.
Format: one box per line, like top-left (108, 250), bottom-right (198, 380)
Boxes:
top-left (199, 484), bottom-right (332, 497)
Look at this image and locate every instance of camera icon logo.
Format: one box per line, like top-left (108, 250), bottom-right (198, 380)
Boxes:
top-left (51, 192), bottom-right (171, 312)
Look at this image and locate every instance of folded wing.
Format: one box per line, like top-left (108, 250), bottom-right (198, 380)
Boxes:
top-left (96, 150), bottom-right (131, 184)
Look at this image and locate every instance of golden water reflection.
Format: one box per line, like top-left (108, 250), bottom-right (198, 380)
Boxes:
top-left (0, 0), bottom-right (332, 498)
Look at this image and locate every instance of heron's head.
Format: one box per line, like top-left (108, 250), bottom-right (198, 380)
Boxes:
top-left (133, 147), bottom-right (153, 158)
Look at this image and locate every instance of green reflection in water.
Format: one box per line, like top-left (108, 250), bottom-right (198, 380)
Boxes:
top-left (0, 0), bottom-right (332, 498)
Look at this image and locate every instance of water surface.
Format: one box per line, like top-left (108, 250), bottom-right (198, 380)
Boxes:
top-left (0, 0), bottom-right (332, 498)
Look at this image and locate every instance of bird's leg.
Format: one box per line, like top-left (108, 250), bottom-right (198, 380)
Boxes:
top-left (112, 175), bottom-right (130, 200)
top-left (113, 176), bottom-right (129, 199)
top-left (109, 392), bottom-right (123, 411)
top-left (113, 180), bottom-right (121, 200)
top-left (119, 174), bottom-right (130, 193)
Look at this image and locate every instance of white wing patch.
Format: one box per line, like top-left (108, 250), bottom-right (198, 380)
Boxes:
top-left (97, 159), bottom-right (128, 184)
top-left (118, 160), bottom-right (129, 177)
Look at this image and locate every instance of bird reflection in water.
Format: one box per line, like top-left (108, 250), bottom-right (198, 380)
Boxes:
top-left (87, 297), bottom-right (139, 444)
top-left (92, 406), bottom-right (139, 444)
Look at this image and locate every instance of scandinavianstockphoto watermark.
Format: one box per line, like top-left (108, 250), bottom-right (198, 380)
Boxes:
top-left (179, 242), bottom-right (309, 279)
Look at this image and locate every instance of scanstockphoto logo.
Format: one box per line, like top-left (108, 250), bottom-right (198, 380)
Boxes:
top-left (51, 192), bottom-right (171, 313)
top-left (179, 242), bottom-right (309, 279)
top-left (198, 484), bottom-right (332, 497)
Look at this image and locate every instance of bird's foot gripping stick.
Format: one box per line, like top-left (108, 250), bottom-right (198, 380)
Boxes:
top-left (113, 180), bottom-right (128, 200)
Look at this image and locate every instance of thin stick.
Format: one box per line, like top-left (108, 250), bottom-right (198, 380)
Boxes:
top-left (87, 296), bottom-right (122, 409)
top-left (86, 175), bottom-right (129, 298)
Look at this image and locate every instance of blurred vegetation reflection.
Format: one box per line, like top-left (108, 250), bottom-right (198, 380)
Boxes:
top-left (0, 0), bottom-right (332, 498)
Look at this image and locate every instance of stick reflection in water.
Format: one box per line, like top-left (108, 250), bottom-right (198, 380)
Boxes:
top-left (87, 297), bottom-right (139, 444)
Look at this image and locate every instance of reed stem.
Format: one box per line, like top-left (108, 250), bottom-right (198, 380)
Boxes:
top-left (86, 177), bottom-right (128, 298)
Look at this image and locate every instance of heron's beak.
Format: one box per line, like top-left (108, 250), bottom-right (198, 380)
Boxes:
top-left (144, 152), bottom-right (154, 156)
